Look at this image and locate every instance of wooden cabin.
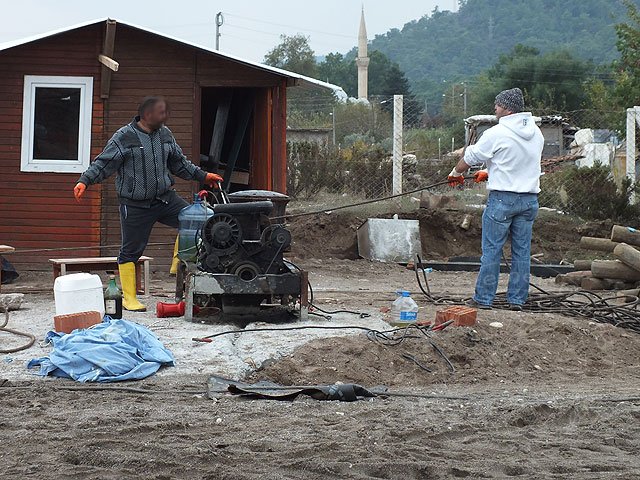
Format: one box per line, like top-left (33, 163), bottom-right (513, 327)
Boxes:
top-left (0, 18), bottom-right (341, 271)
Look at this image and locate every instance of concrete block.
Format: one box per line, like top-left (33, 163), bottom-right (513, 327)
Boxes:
top-left (357, 217), bottom-right (421, 263)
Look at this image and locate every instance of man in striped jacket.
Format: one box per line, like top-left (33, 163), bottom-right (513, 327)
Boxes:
top-left (74, 96), bottom-right (222, 312)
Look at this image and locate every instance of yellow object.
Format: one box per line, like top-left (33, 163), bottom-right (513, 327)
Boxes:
top-left (170, 236), bottom-right (179, 275)
top-left (118, 262), bottom-right (146, 312)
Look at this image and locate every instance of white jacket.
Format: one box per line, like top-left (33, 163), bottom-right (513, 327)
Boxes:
top-left (464, 112), bottom-right (544, 194)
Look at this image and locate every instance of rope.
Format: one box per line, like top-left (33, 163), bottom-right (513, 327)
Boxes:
top-left (0, 303), bottom-right (36, 354)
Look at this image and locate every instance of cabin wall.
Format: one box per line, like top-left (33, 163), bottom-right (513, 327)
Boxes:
top-left (0, 25), bottom-right (104, 270)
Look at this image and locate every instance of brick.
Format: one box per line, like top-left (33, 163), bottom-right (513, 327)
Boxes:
top-left (54, 311), bottom-right (102, 334)
top-left (434, 305), bottom-right (477, 327)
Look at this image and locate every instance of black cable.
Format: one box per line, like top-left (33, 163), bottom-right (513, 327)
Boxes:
top-left (284, 259), bottom-right (370, 319)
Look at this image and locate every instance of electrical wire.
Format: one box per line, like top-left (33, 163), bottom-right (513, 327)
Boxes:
top-left (413, 254), bottom-right (640, 334)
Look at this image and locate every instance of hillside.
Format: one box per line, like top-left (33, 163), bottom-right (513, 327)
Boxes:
top-left (361, 0), bottom-right (632, 100)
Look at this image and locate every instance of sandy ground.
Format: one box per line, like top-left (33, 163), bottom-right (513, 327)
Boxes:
top-left (2, 259), bottom-right (640, 479)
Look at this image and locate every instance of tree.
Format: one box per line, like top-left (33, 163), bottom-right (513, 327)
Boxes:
top-left (612, 0), bottom-right (640, 108)
top-left (317, 50), bottom-right (414, 98)
top-left (469, 45), bottom-right (595, 114)
top-left (264, 34), bottom-right (317, 77)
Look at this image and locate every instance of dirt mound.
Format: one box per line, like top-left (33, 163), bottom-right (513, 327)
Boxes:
top-left (253, 315), bottom-right (640, 388)
top-left (287, 208), bottom-right (613, 262)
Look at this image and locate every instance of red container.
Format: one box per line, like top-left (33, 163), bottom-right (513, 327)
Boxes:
top-left (156, 301), bottom-right (200, 318)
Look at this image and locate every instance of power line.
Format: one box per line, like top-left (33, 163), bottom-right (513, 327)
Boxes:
top-left (225, 12), bottom-right (356, 39)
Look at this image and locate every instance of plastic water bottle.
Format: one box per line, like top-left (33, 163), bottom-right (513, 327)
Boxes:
top-left (390, 290), bottom-right (419, 326)
top-left (178, 194), bottom-right (214, 262)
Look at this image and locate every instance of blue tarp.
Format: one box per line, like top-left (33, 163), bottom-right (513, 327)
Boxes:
top-left (28, 317), bottom-right (175, 382)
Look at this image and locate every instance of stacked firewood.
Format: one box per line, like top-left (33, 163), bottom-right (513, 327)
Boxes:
top-left (557, 225), bottom-right (640, 298)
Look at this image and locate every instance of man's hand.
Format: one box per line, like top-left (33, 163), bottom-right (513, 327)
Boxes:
top-left (205, 173), bottom-right (224, 187)
top-left (447, 167), bottom-right (464, 187)
top-left (73, 182), bottom-right (86, 202)
top-left (474, 169), bottom-right (489, 183)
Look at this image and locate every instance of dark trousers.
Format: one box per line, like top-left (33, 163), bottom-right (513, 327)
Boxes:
top-left (118, 191), bottom-right (188, 264)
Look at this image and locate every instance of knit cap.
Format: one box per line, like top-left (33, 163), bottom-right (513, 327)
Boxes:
top-left (495, 88), bottom-right (524, 113)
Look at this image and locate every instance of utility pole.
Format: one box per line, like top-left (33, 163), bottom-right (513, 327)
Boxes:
top-left (461, 82), bottom-right (468, 117)
top-left (215, 12), bottom-right (224, 50)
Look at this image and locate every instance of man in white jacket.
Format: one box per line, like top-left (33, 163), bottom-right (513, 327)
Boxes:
top-left (448, 88), bottom-right (544, 310)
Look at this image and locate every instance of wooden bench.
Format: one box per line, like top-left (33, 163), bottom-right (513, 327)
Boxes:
top-left (49, 256), bottom-right (153, 296)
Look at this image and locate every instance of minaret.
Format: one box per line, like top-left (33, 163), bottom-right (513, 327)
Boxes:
top-left (356, 6), bottom-right (369, 100)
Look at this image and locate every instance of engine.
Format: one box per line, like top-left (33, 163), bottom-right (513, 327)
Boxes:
top-left (196, 200), bottom-right (292, 281)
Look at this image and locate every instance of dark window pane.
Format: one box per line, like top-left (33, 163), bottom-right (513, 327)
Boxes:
top-left (32, 87), bottom-right (81, 160)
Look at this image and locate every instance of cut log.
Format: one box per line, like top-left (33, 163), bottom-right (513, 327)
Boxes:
top-left (611, 225), bottom-right (640, 247)
top-left (591, 260), bottom-right (640, 282)
top-left (555, 270), bottom-right (592, 286)
top-left (580, 237), bottom-right (619, 252)
top-left (581, 277), bottom-right (614, 291)
top-left (616, 288), bottom-right (640, 303)
top-left (573, 260), bottom-right (593, 271)
top-left (613, 243), bottom-right (640, 273)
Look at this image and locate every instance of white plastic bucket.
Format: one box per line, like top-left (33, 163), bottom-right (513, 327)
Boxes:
top-left (54, 273), bottom-right (105, 317)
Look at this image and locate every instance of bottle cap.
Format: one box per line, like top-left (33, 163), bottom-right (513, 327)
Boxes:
top-left (109, 275), bottom-right (115, 280)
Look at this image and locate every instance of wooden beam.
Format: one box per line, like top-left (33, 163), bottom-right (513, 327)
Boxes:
top-left (222, 98), bottom-right (253, 191)
top-left (208, 93), bottom-right (232, 172)
top-left (98, 54), bottom-right (119, 72)
top-left (100, 19), bottom-right (117, 99)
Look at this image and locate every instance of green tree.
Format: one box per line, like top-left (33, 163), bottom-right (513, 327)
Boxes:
top-left (469, 45), bottom-right (595, 114)
top-left (613, 0), bottom-right (640, 107)
top-left (264, 34), bottom-right (318, 77)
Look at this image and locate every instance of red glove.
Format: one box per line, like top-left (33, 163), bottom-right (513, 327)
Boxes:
top-left (474, 169), bottom-right (489, 183)
top-left (73, 182), bottom-right (86, 202)
top-left (447, 168), bottom-right (464, 187)
top-left (205, 173), bottom-right (224, 187)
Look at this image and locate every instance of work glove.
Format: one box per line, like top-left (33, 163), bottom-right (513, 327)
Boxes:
top-left (205, 173), bottom-right (224, 187)
top-left (474, 169), bottom-right (489, 183)
top-left (73, 182), bottom-right (86, 202)
top-left (447, 167), bottom-right (464, 187)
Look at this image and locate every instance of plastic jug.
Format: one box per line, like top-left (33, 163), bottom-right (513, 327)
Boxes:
top-left (54, 273), bottom-right (105, 317)
top-left (390, 290), bottom-right (419, 326)
top-left (178, 193), bottom-right (214, 262)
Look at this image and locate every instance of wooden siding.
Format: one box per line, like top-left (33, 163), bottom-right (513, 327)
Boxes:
top-left (0, 21), bottom-right (290, 273)
top-left (0, 25), bottom-right (104, 270)
top-left (101, 25), bottom-right (285, 271)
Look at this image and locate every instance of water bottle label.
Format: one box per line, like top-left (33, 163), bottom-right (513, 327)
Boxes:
top-left (105, 300), bottom-right (116, 315)
top-left (399, 311), bottom-right (417, 321)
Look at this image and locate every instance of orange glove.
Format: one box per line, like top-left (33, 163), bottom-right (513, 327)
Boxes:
top-left (474, 169), bottom-right (489, 183)
top-left (447, 168), bottom-right (464, 187)
top-left (205, 173), bottom-right (224, 187)
top-left (73, 182), bottom-right (86, 202)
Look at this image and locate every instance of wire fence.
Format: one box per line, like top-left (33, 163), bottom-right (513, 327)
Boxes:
top-left (286, 93), bottom-right (632, 221)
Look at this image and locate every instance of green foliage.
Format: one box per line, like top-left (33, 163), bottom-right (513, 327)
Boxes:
top-left (539, 164), bottom-right (640, 221)
top-left (469, 46), bottom-right (596, 113)
top-left (264, 34), bottom-right (317, 77)
top-left (333, 101), bottom-right (393, 145)
top-left (612, 0), bottom-right (640, 108)
top-left (317, 50), bottom-right (412, 99)
top-left (286, 141), bottom-right (391, 199)
top-left (404, 124), bottom-right (466, 159)
top-left (365, 0), bottom-right (631, 110)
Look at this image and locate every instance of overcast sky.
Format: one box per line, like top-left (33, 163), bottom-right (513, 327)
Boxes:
top-left (1, 0), bottom-right (457, 61)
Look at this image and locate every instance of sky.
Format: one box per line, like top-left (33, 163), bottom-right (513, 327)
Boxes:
top-left (0, 0), bottom-right (457, 61)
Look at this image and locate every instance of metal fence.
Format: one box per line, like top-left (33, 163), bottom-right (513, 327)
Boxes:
top-left (286, 94), bottom-right (631, 220)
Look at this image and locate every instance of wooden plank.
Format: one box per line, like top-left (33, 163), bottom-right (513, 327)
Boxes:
top-left (207, 92), bottom-right (232, 172)
top-left (222, 96), bottom-right (253, 190)
top-left (100, 19), bottom-right (117, 98)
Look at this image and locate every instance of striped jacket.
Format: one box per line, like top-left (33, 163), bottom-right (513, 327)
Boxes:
top-left (78, 117), bottom-right (206, 207)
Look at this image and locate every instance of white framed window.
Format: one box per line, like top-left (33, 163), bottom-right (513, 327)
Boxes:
top-left (20, 75), bottom-right (93, 173)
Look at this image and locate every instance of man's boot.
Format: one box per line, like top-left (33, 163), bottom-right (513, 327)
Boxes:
top-left (118, 262), bottom-right (146, 312)
top-left (169, 236), bottom-right (179, 275)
